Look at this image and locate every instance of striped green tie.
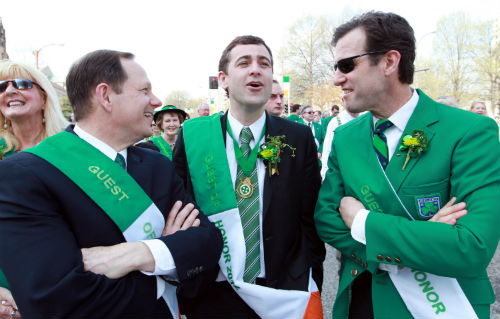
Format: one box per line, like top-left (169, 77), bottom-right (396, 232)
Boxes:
top-left (114, 153), bottom-right (126, 170)
top-left (373, 119), bottom-right (394, 170)
top-left (235, 127), bottom-right (261, 283)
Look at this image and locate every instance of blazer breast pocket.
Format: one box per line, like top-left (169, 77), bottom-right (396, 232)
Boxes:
top-left (398, 178), bottom-right (450, 220)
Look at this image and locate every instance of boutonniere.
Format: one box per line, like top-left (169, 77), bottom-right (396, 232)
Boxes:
top-left (399, 130), bottom-right (428, 171)
top-left (258, 135), bottom-right (296, 177)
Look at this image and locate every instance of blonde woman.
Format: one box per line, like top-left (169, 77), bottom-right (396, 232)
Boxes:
top-left (0, 60), bottom-right (67, 159)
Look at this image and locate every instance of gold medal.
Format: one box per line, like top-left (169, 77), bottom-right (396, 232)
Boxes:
top-left (236, 177), bottom-right (253, 199)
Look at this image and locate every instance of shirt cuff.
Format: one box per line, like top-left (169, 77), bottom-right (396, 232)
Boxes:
top-left (351, 209), bottom-right (369, 244)
top-left (140, 239), bottom-right (177, 277)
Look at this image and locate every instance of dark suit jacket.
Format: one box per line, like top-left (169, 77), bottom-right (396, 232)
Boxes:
top-left (0, 127), bottom-right (222, 319)
top-left (173, 112), bottom-right (326, 292)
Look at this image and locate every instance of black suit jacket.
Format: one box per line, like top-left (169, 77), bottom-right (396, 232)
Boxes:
top-left (173, 112), bottom-right (326, 292)
top-left (0, 128), bottom-right (222, 319)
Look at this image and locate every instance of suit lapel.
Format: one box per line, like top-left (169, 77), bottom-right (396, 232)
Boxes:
top-left (385, 90), bottom-right (439, 192)
top-left (127, 147), bottom-right (153, 196)
top-left (262, 112), bottom-right (283, 219)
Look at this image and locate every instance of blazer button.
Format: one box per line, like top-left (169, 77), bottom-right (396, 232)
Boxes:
top-left (395, 257), bottom-right (401, 263)
top-left (351, 268), bottom-right (358, 276)
top-left (385, 256), bottom-right (392, 263)
top-left (351, 254), bottom-right (356, 260)
top-left (377, 254), bottom-right (384, 261)
top-left (357, 258), bottom-right (362, 264)
top-left (363, 262), bottom-right (367, 268)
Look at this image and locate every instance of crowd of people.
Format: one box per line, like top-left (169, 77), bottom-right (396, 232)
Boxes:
top-left (0, 10), bottom-right (499, 319)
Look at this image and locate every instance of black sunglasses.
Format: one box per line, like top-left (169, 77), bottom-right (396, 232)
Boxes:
top-left (334, 51), bottom-right (387, 74)
top-left (0, 78), bottom-right (42, 93)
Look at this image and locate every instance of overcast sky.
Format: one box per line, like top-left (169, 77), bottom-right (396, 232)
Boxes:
top-left (2, 0), bottom-right (499, 102)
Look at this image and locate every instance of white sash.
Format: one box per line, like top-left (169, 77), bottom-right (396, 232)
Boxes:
top-left (379, 167), bottom-right (477, 319)
top-left (208, 208), bottom-right (322, 319)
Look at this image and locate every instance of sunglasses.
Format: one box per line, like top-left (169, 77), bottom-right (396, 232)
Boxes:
top-left (334, 51), bottom-right (387, 74)
top-left (0, 79), bottom-right (41, 93)
top-left (303, 111), bottom-right (315, 115)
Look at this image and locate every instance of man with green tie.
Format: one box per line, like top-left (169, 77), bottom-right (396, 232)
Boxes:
top-left (314, 11), bottom-right (500, 319)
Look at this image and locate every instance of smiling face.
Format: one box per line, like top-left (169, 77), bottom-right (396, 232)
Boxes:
top-left (471, 102), bottom-right (486, 115)
top-left (0, 78), bottom-right (46, 124)
top-left (333, 27), bottom-right (386, 116)
top-left (161, 112), bottom-right (181, 137)
top-left (219, 44), bottom-right (273, 113)
top-left (110, 58), bottom-right (162, 142)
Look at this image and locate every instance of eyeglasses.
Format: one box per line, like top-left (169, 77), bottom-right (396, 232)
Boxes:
top-left (334, 51), bottom-right (387, 74)
top-left (303, 111), bottom-right (315, 115)
top-left (0, 79), bottom-right (41, 93)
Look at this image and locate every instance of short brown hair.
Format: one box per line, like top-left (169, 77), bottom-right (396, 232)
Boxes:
top-left (66, 50), bottom-right (134, 121)
top-left (332, 11), bottom-right (416, 84)
top-left (155, 112), bottom-right (184, 131)
top-left (218, 35), bottom-right (273, 74)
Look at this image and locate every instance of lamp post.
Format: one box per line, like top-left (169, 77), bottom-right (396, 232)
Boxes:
top-left (33, 43), bottom-right (64, 69)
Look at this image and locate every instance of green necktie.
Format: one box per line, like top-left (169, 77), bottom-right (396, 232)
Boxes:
top-left (114, 153), bottom-right (126, 170)
top-left (373, 119), bottom-right (394, 170)
top-left (235, 127), bottom-right (261, 283)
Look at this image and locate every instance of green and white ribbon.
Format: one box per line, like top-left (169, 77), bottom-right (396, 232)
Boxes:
top-left (24, 132), bottom-right (180, 319)
top-left (183, 114), bottom-right (322, 319)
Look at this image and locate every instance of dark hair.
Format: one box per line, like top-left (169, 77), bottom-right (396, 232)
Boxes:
top-left (291, 104), bottom-right (301, 113)
top-left (332, 11), bottom-right (416, 84)
top-left (218, 35), bottom-right (273, 74)
top-left (66, 50), bottom-right (134, 121)
top-left (331, 104), bottom-right (340, 111)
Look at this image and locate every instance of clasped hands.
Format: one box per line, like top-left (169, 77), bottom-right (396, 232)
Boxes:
top-left (339, 196), bottom-right (467, 229)
top-left (0, 287), bottom-right (20, 319)
top-left (81, 201), bottom-right (200, 279)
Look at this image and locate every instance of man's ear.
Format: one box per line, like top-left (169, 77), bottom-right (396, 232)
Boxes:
top-left (95, 83), bottom-right (113, 113)
top-left (383, 50), bottom-right (401, 77)
top-left (218, 71), bottom-right (228, 90)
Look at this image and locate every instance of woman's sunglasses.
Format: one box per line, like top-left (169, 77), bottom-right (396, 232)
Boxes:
top-left (0, 79), bottom-right (41, 93)
top-left (334, 51), bottom-right (387, 74)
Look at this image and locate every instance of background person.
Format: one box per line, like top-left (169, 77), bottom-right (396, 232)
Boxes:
top-left (264, 79), bottom-right (284, 116)
top-left (470, 100), bottom-right (487, 115)
top-left (197, 102), bottom-right (210, 117)
top-left (148, 105), bottom-right (187, 159)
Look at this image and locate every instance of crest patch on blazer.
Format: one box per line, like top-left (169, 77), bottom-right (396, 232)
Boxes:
top-left (416, 195), bottom-right (441, 218)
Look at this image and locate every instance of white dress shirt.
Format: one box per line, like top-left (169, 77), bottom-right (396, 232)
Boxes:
top-left (320, 111), bottom-right (357, 180)
top-left (350, 89), bottom-right (419, 270)
top-left (215, 110), bottom-right (267, 281)
top-left (74, 124), bottom-right (176, 298)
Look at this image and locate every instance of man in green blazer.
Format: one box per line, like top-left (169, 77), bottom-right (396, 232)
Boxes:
top-left (314, 11), bottom-right (500, 319)
top-left (285, 104), bottom-right (304, 124)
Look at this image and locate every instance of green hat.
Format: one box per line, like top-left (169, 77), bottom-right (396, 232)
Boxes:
top-left (153, 105), bottom-right (187, 122)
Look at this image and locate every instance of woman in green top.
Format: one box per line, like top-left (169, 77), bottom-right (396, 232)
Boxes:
top-left (0, 60), bottom-right (67, 318)
top-left (148, 105), bottom-right (187, 160)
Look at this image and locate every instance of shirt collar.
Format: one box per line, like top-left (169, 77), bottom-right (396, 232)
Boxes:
top-left (373, 88), bottom-right (419, 131)
top-left (74, 124), bottom-right (127, 162)
top-left (227, 109), bottom-right (266, 143)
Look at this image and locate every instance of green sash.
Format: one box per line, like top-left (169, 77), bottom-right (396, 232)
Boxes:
top-left (151, 136), bottom-right (173, 160)
top-left (24, 131), bottom-right (161, 237)
top-left (182, 114), bottom-right (236, 215)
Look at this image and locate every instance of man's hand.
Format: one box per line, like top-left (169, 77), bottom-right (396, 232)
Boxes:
top-left (0, 287), bottom-right (21, 319)
top-left (429, 197), bottom-right (467, 225)
top-left (162, 201), bottom-right (200, 236)
top-left (339, 196), bottom-right (366, 229)
top-left (81, 242), bottom-right (154, 279)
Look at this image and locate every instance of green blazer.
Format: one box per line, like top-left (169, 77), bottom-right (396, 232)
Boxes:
top-left (321, 115), bottom-right (333, 138)
top-left (285, 113), bottom-right (304, 124)
top-left (314, 90), bottom-right (500, 319)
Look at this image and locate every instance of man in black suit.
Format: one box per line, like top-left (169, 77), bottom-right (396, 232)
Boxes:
top-left (0, 50), bottom-right (222, 319)
top-left (173, 35), bottom-right (326, 319)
